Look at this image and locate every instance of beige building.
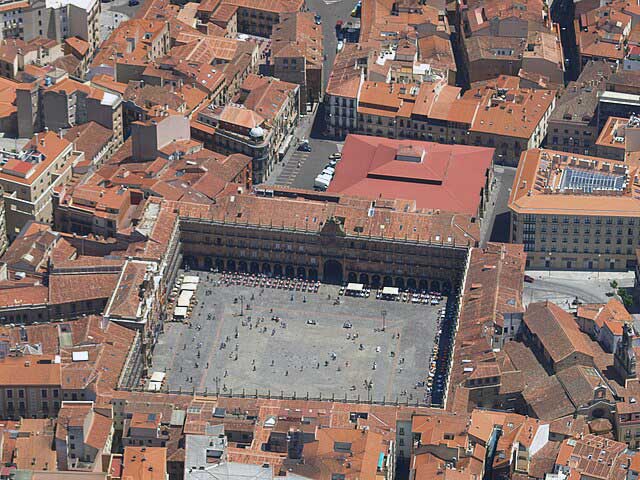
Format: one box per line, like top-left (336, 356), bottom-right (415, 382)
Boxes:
top-left (509, 148), bottom-right (640, 271)
top-left (0, 0), bottom-right (101, 59)
top-left (0, 355), bottom-right (62, 419)
top-left (213, 0), bottom-right (304, 37)
top-left (271, 12), bottom-right (323, 108)
top-left (0, 131), bottom-right (76, 240)
top-left (42, 78), bottom-right (123, 145)
top-left (595, 115), bottom-right (640, 161)
top-left (176, 186), bottom-right (477, 293)
top-left (193, 74), bottom-right (299, 183)
top-left (328, 74), bottom-right (556, 166)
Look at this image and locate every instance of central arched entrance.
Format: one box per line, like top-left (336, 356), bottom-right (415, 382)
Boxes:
top-left (323, 259), bottom-right (343, 284)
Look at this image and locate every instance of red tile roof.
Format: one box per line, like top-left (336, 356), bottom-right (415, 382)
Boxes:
top-left (327, 135), bottom-right (492, 216)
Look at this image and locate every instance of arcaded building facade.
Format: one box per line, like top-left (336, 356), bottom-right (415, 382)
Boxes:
top-left (176, 189), bottom-right (477, 293)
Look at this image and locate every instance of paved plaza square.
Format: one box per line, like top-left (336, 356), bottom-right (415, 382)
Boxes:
top-left (152, 271), bottom-right (444, 404)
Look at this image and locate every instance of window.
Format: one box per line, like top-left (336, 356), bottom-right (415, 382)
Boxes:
top-left (41, 389), bottom-right (47, 398)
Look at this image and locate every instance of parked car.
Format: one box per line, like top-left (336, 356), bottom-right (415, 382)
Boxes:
top-left (128, 0), bottom-right (139, 6)
top-left (329, 152), bottom-right (342, 159)
top-left (524, 274), bottom-right (534, 283)
top-left (314, 14), bottom-right (321, 24)
top-left (298, 142), bottom-right (311, 152)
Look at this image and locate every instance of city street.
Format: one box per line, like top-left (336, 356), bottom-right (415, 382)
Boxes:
top-left (264, 0), bottom-right (357, 188)
top-left (523, 270), bottom-right (635, 307)
top-left (482, 165), bottom-right (517, 245)
top-left (305, 0), bottom-right (357, 90)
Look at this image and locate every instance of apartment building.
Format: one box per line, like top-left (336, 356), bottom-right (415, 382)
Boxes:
top-left (122, 412), bottom-right (170, 448)
top-left (271, 12), bottom-right (323, 108)
top-left (0, 355), bottom-right (62, 419)
top-left (192, 74), bottom-right (299, 182)
top-left (42, 78), bottom-right (123, 144)
top-left (218, 0), bottom-right (303, 37)
top-left (0, 37), bottom-right (63, 80)
top-left (509, 148), bottom-right (640, 270)
top-left (575, 2), bottom-right (631, 66)
top-left (595, 116), bottom-right (640, 161)
top-left (55, 402), bottom-right (114, 471)
top-left (546, 60), bottom-right (615, 156)
top-left (0, 131), bottom-right (76, 240)
top-left (327, 74), bottom-right (555, 166)
top-left (90, 19), bottom-right (170, 82)
top-left (0, 0), bottom-right (100, 59)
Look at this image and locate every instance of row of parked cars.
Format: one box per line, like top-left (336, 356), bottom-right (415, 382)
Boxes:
top-left (314, 152), bottom-right (341, 191)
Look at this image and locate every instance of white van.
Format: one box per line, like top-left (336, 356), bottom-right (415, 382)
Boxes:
top-left (314, 174), bottom-right (332, 190)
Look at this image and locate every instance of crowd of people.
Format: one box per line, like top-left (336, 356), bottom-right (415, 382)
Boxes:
top-left (217, 272), bottom-right (321, 293)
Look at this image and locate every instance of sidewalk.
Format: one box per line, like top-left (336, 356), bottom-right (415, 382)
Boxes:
top-left (525, 270), bottom-right (635, 283)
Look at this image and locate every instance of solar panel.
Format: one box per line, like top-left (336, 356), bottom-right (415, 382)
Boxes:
top-left (560, 168), bottom-right (625, 193)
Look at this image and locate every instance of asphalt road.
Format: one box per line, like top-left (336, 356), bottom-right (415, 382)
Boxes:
top-left (523, 271), bottom-right (635, 307)
top-left (304, 0), bottom-right (357, 90)
top-left (481, 165), bottom-right (517, 245)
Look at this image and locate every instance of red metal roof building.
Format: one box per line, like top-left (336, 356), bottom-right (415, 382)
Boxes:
top-left (327, 135), bottom-right (494, 218)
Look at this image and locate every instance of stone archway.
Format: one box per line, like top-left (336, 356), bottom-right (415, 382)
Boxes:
top-left (239, 261), bottom-right (248, 273)
top-left (395, 277), bottom-right (405, 290)
top-left (285, 265), bottom-right (295, 278)
top-left (274, 264), bottom-right (283, 277)
top-left (250, 262), bottom-right (260, 274)
top-left (183, 255), bottom-right (196, 269)
top-left (215, 259), bottom-right (225, 271)
top-left (323, 259), bottom-right (343, 284)
top-left (347, 272), bottom-right (357, 283)
top-left (227, 259), bottom-right (236, 271)
top-left (371, 275), bottom-right (381, 288)
top-left (383, 276), bottom-right (393, 287)
top-left (407, 278), bottom-right (417, 290)
top-left (262, 263), bottom-right (272, 275)
top-left (297, 267), bottom-right (306, 279)
top-left (308, 268), bottom-right (318, 281)
top-left (431, 280), bottom-right (440, 292)
top-left (359, 273), bottom-right (369, 285)
top-left (204, 257), bottom-right (213, 270)
top-left (419, 279), bottom-right (429, 291)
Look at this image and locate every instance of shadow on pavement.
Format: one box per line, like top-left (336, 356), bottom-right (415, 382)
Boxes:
top-left (489, 211), bottom-right (511, 243)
